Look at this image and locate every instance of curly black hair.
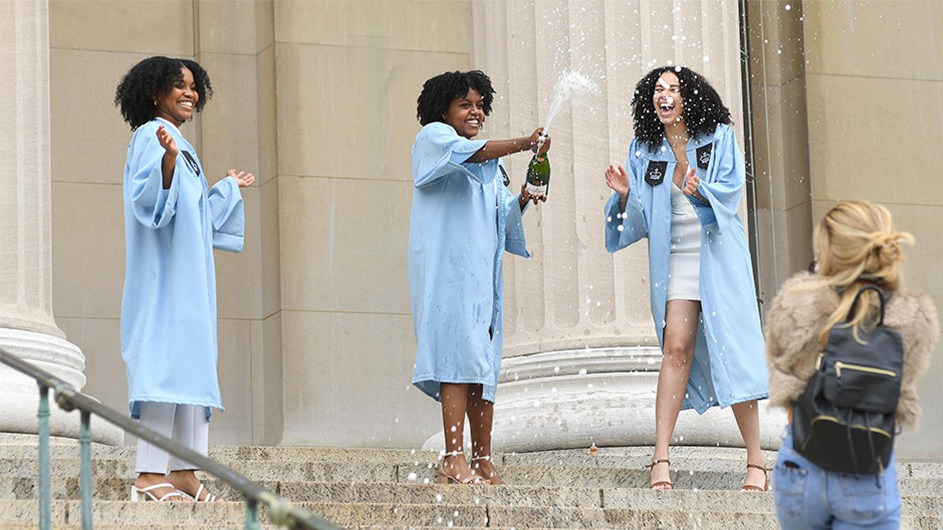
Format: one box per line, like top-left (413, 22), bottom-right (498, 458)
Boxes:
top-left (631, 66), bottom-right (731, 152)
top-left (416, 70), bottom-right (495, 126)
top-left (115, 56), bottom-right (212, 130)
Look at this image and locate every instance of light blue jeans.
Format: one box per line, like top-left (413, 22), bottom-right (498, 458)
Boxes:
top-left (774, 426), bottom-right (901, 529)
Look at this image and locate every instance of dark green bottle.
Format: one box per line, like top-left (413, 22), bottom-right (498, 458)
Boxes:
top-left (526, 152), bottom-right (551, 197)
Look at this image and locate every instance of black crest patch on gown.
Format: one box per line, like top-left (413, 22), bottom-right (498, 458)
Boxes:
top-left (181, 151), bottom-right (201, 176)
top-left (498, 164), bottom-right (510, 187)
top-left (645, 161), bottom-right (668, 186)
top-left (695, 144), bottom-right (713, 170)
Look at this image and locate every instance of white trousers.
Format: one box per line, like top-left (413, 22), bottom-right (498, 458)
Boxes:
top-left (135, 402), bottom-right (209, 474)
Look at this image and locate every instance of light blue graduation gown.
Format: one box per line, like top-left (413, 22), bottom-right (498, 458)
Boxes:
top-left (409, 122), bottom-right (530, 403)
top-left (604, 123), bottom-right (768, 413)
top-left (121, 118), bottom-right (245, 420)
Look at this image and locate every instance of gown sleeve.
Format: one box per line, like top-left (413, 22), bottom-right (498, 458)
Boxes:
top-left (126, 124), bottom-right (181, 229)
top-left (412, 122), bottom-right (496, 189)
top-left (500, 162), bottom-right (530, 258)
top-left (689, 125), bottom-right (745, 235)
top-left (208, 176), bottom-right (245, 252)
top-left (605, 140), bottom-right (649, 253)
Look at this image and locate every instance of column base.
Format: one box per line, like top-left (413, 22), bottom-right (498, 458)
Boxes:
top-left (0, 328), bottom-right (123, 445)
top-left (422, 346), bottom-right (787, 453)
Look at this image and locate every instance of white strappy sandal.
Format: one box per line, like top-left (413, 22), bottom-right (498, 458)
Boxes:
top-left (130, 483), bottom-right (185, 502)
top-left (189, 483), bottom-right (219, 502)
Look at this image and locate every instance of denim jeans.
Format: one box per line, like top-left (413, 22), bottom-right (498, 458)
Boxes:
top-left (774, 426), bottom-right (902, 529)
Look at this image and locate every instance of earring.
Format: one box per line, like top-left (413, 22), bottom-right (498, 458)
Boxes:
top-left (153, 100), bottom-right (158, 106)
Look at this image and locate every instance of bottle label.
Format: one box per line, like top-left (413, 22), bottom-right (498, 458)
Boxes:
top-left (526, 182), bottom-right (548, 196)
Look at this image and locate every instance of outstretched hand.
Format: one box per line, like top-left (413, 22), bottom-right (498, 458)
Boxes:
top-left (605, 164), bottom-right (630, 198)
top-left (227, 169), bottom-right (255, 188)
top-left (681, 167), bottom-right (699, 196)
top-left (156, 126), bottom-right (178, 159)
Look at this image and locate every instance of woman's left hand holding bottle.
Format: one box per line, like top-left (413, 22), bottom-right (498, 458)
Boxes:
top-left (519, 183), bottom-right (547, 209)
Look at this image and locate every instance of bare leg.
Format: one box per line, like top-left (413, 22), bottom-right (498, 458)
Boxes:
top-left (651, 299), bottom-right (701, 489)
top-left (466, 385), bottom-right (502, 484)
top-left (732, 400), bottom-right (767, 490)
top-left (439, 383), bottom-right (477, 482)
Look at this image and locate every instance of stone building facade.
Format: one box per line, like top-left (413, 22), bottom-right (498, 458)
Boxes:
top-left (2, 0), bottom-right (941, 459)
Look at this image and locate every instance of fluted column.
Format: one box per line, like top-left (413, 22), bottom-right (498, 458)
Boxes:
top-left (426, 0), bottom-right (784, 452)
top-left (0, 0), bottom-right (120, 444)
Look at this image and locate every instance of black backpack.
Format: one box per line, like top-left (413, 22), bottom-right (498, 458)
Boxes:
top-left (792, 285), bottom-right (904, 475)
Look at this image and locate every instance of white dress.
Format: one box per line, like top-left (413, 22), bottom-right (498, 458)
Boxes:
top-left (667, 182), bottom-right (701, 301)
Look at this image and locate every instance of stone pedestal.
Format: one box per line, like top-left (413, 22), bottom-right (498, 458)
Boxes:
top-left (425, 1), bottom-right (788, 451)
top-left (0, 0), bottom-right (121, 445)
top-left (423, 347), bottom-right (786, 452)
top-left (0, 328), bottom-right (122, 444)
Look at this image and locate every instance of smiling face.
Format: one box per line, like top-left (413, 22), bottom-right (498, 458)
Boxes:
top-left (154, 66), bottom-right (198, 126)
top-left (652, 71), bottom-right (683, 126)
top-left (443, 89), bottom-right (484, 139)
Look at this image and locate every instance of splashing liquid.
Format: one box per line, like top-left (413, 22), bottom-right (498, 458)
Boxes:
top-left (527, 71), bottom-right (600, 197)
top-left (542, 70), bottom-right (600, 134)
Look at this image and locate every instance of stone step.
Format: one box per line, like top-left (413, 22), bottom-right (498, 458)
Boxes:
top-left (5, 459), bottom-right (943, 496)
top-left (3, 439), bottom-right (940, 473)
top-left (5, 444), bottom-right (940, 475)
top-left (1, 478), bottom-right (601, 506)
top-left (3, 500), bottom-right (942, 530)
top-left (6, 477), bottom-right (943, 516)
top-left (0, 443), bottom-right (763, 464)
top-left (3, 523), bottom-right (286, 530)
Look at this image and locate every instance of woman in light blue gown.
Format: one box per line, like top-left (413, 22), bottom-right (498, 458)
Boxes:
top-left (603, 66), bottom-right (769, 491)
top-left (410, 70), bottom-right (549, 485)
top-left (115, 56), bottom-right (254, 502)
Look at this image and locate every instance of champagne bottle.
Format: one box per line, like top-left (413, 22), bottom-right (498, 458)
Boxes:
top-left (526, 151), bottom-right (551, 197)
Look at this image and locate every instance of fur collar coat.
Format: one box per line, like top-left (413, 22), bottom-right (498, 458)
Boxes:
top-left (765, 272), bottom-right (939, 428)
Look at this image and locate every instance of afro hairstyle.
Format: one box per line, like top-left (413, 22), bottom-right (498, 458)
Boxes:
top-left (631, 66), bottom-right (731, 152)
top-left (416, 70), bottom-right (495, 126)
top-left (115, 56), bottom-right (212, 130)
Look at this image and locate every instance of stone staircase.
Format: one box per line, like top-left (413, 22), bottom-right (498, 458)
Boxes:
top-left (2, 435), bottom-right (942, 529)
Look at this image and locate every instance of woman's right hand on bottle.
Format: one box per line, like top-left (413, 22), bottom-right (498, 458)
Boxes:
top-left (529, 128), bottom-right (551, 154)
top-left (156, 126), bottom-right (178, 159)
top-left (605, 164), bottom-right (630, 199)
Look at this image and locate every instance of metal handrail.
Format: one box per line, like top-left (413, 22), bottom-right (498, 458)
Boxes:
top-left (0, 347), bottom-right (341, 530)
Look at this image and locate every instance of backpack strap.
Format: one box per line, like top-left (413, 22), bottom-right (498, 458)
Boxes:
top-left (847, 285), bottom-right (887, 325)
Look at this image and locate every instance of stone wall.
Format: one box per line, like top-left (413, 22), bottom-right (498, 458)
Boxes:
top-left (40, 0), bottom-right (943, 459)
top-left (801, 0), bottom-right (943, 460)
top-left (47, 0), bottom-right (468, 448)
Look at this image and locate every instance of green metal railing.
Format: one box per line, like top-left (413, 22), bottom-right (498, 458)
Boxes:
top-left (0, 348), bottom-right (341, 530)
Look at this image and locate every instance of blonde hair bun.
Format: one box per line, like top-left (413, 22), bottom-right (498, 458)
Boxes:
top-left (808, 201), bottom-right (914, 345)
top-left (873, 232), bottom-right (910, 266)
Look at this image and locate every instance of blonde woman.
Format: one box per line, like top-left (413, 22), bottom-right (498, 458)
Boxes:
top-left (765, 201), bottom-right (938, 529)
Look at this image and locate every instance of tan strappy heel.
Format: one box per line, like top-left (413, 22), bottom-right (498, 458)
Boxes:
top-left (470, 455), bottom-right (504, 485)
top-left (645, 458), bottom-right (673, 490)
top-left (741, 463), bottom-right (770, 492)
top-left (438, 451), bottom-right (489, 485)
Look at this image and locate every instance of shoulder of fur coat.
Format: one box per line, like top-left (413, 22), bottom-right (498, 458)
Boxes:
top-left (764, 271), bottom-right (939, 429)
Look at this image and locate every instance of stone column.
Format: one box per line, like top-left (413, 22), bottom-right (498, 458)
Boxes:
top-left (0, 0), bottom-right (120, 444)
top-left (747, 0), bottom-right (814, 307)
top-left (427, 0), bottom-right (785, 452)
